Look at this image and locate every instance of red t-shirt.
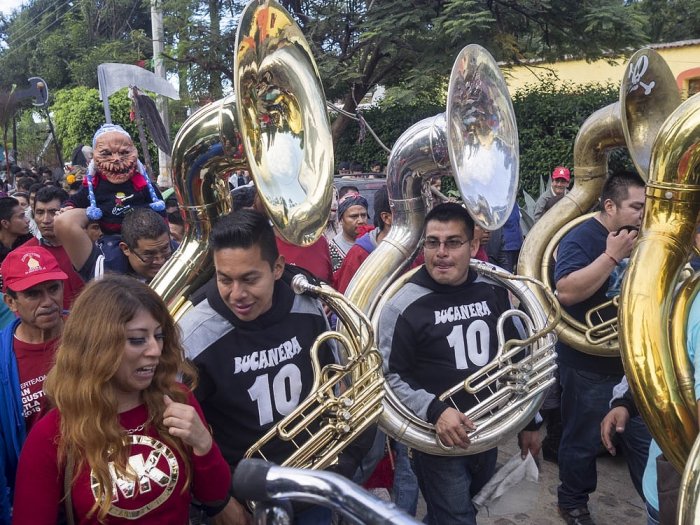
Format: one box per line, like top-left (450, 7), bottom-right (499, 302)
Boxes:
top-left (276, 235), bottom-right (333, 283)
top-left (13, 335), bottom-right (59, 432)
top-left (12, 391), bottom-right (231, 525)
top-left (21, 237), bottom-right (85, 309)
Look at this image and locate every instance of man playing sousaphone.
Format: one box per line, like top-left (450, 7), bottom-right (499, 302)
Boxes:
top-left (555, 170), bottom-right (651, 525)
top-left (178, 210), bottom-right (340, 525)
top-left (377, 203), bottom-right (542, 525)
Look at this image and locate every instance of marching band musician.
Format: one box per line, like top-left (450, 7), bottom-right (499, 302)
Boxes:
top-left (554, 171), bottom-right (651, 525)
top-left (377, 202), bottom-right (541, 525)
top-left (178, 209), bottom-right (339, 525)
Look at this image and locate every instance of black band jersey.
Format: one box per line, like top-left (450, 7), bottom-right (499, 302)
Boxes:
top-left (179, 279), bottom-right (334, 468)
top-left (378, 266), bottom-right (522, 424)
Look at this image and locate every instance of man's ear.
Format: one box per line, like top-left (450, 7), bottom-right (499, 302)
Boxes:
top-left (273, 255), bottom-right (285, 280)
top-left (119, 241), bottom-right (131, 256)
top-left (381, 211), bottom-right (392, 227)
top-left (469, 237), bottom-right (480, 258)
top-left (4, 293), bottom-right (17, 313)
top-left (603, 198), bottom-right (616, 215)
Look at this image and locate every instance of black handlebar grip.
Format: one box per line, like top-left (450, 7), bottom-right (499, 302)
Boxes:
top-left (232, 459), bottom-right (273, 502)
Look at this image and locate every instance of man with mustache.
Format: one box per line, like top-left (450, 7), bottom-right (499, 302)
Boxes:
top-left (377, 203), bottom-right (540, 525)
top-left (0, 245), bottom-right (66, 524)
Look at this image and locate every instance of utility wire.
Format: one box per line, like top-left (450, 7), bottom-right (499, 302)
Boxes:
top-left (327, 101), bottom-right (391, 154)
top-left (1, 1), bottom-right (78, 62)
top-left (1, 0), bottom-right (72, 52)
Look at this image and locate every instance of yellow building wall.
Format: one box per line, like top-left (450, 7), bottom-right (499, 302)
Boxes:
top-left (502, 44), bottom-right (700, 98)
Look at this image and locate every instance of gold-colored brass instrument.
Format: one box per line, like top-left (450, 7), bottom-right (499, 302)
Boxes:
top-left (619, 90), bottom-right (700, 474)
top-left (245, 274), bottom-right (384, 468)
top-left (345, 44), bottom-right (560, 455)
top-left (153, 0), bottom-right (383, 471)
top-left (517, 48), bottom-right (681, 356)
top-left (679, 433), bottom-right (700, 525)
top-left (149, 97), bottom-right (241, 319)
top-left (234, 0), bottom-right (333, 245)
top-left (151, 0), bottom-right (333, 317)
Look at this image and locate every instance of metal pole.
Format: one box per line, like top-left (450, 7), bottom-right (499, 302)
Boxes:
top-left (44, 109), bottom-right (64, 168)
top-left (151, 0), bottom-right (172, 187)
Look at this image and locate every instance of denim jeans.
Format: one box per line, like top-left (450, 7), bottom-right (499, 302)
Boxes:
top-left (392, 442), bottom-right (419, 516)
top-left (412, 448), bottom-right (497, 525)
top-left (557, 363), bottom-right (651, 509)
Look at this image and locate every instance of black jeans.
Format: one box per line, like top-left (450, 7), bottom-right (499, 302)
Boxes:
top-left (557, 363), bottom-right (651, 508)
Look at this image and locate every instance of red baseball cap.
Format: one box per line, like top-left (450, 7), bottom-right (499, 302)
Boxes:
top-left (552, 166), bottom-right (571, 182)
top-left (1, 245), bottom-right (67, 293)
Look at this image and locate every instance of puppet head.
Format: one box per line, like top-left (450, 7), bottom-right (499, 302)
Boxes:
top-left (84, 124), bottom-right (165, 221)
top-left (92, 124), bottom-right (138, 184)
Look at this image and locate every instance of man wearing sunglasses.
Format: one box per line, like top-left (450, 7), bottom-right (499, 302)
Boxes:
top-left (377, 202), bottom-right (540, 525)
top-left (55, 207), bottom-right (174, 282)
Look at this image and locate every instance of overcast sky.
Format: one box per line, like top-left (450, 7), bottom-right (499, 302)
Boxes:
top-left (0, 0), bottom-right (24, 16)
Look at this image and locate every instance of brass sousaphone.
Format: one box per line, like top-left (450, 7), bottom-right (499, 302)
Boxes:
top-left (617, 89), bottom-right (700, 522)
top-left (517, 48), bottom-right (681, 356)
top-left (345, 45), bottom-right (560, 455)
top-left (152, 0), bottom-right (384, 470)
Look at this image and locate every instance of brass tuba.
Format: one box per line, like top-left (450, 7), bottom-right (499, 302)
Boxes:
top-left (517, 48), bottom-right (681, 356)
top-left (152, 0), bottom-right (384, 470)
top-left (619, 90), bottom-right (700, 474)
top-left (151, 0), bottom-right (334, 316)
top-left (344, 44), bottom-right (560, 455)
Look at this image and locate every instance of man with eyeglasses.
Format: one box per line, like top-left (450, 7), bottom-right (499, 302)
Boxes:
top-left (54, 207), bottom-right (174, 283)
top-left (377, 202), bottom-right (541, 525)
top-left (20, 186), bottom-right (84, 309)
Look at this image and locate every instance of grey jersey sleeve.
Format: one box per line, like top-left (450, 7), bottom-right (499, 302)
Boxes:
top-left (377, 299), bottom-right (436, 421)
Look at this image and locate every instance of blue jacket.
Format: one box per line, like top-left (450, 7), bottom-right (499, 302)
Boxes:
top-left (0, 319), bottom-right (24, 525)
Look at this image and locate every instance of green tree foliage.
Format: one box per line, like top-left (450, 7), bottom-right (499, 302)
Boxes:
top-left (282, 0), bottom-right (649, 142)
top-left (0, 0), bottom-right (152, 91)
top-left (336, 78), bottom-right (626, 205)
top-left (628, 0), bottom-right (700, 42)
top-left (511, 77), bottom-right (623, 199)
top-left (333, 100), bottom-right (443, 170)
top-left (50, 86), bottom-right (156, 162)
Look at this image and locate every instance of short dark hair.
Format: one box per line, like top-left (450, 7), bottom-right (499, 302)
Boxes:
top-left (211, 209), bottom-right (279, 268)
top-left (373, 185), bottom-right (390, 230)
top-left (121, 208), bottom-right (169, 247)
top-left (29, 183), bottom-right (43, 195)
top-left (599, 170), bottom-right (645, 208)
top-left (167, 210), bottom-right (184, 226)
top-left (338, 185), bottom-right (359, 198)
top-left (0, 197), bottom-right (20, 223)
top-left (34, 186), bottom-right (69, 209)
top-left (231, 185), bottom-right (256, 210)
top-left (16, 177), bottom-right (34, 192)
top-left (424, 202), bottom-right (475, 240)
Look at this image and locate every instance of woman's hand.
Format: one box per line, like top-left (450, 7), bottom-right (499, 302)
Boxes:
top-left (163, 394), bottom-right (213, 456)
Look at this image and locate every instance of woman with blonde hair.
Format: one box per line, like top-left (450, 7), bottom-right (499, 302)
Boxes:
top-left (12, 275), bottom-right (231, 524)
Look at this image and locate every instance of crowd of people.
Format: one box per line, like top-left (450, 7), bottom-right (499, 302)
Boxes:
top-left (0, 122), bottom-right (685, 525)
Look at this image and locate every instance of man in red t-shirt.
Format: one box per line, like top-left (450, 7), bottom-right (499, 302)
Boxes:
top-left (0, 244), bottom-right (67, 522)
top-left (21, 186), bottom-right (84, 309)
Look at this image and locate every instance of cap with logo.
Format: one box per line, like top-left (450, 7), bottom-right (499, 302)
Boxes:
top-left (552, 166), bottom-right (570, 182)
top-left (1, 245), bottom-right (68, 293)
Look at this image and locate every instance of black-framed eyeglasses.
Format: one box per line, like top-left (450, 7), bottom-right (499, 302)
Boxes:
top-left (423, 238), bottom-right (470, 251)
top-left (130, 243), bottom-right (173, 264)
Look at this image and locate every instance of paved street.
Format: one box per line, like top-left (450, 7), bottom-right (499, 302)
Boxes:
top-left (412, 433), bottom-right (646, 525)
